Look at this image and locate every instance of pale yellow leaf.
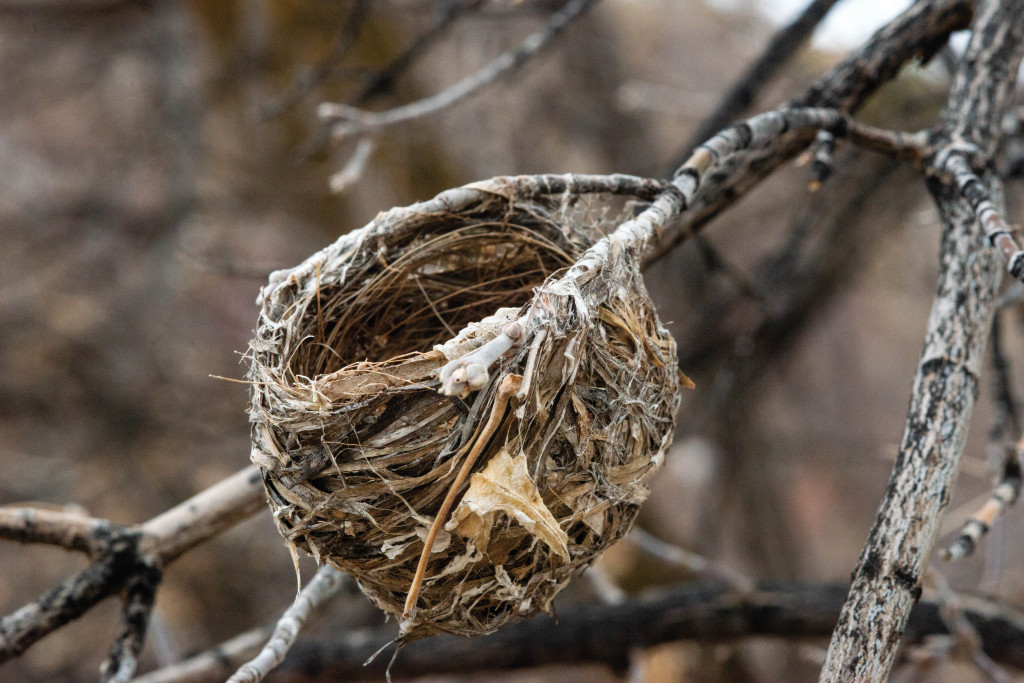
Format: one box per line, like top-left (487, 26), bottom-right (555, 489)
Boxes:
top-left (446, 449), bottom-right (569, 560)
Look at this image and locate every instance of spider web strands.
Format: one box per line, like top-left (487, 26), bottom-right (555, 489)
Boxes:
top-left (226, 566), bottom-right (346, 683)
top-left (317, 0), bottom-right (601, 141)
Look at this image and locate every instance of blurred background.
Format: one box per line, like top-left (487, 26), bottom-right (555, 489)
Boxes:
top-left (1, 0), bottom-right (1022, 680)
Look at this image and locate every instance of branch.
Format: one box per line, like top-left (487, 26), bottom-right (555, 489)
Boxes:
top-left (0, 467), bottom-right (265, 664)
top-left (227, 566), bottom-right (347, 683)
top-left (819, 0), bottom-right (1024, 679)
top-left (317, 0), bottom-right (601, 141)
top-left (647, 0), bottom-right (974, 265)
top-left (259, 0), bottom-right (370, 119)
top-left (680, 0), bottom-right (843, 158)
top-left (0, 506), bottom-right (116, 556)
top-left (131, 581), bottom-right (1024, 681)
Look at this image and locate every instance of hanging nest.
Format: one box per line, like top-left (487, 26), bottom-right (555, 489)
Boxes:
top-left (248, 179), bottom-right (687, 640)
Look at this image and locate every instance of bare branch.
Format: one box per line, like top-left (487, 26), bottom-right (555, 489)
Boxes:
top-left (0, 467), bottom-right (265, 664)
top-left (259, 0), bottom-right (370, 119)
top-left (627, 527), bottom-right (753, 591)
top-left (943, 435), bottom-right (1023, 561)
top-left (0, 506), bottom-right (116, 556)
top-left (681, 0), bottom-right (843, 157)
top-left (318, 0), bottom-right (601, 141)
top-left (139, 466), bottom-right (265, 565)
top-left (647, 0), bottom-right (974, 265)
top-left (100, 563), bottom-right (162, 683)
top-left (266, 582), bottom-right (1024, 680)
top-left (226, 566), bottom-right (346, 683)
top-left (819, 0), bottom-right (1024, 679)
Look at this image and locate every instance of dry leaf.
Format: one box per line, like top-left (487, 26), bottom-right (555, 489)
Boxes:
top-left (446, 449), bottom-right (569, 560)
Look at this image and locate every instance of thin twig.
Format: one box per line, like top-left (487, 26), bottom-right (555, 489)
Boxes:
top-left (927, 569), bottom-right (1014, 683)
top-left (226, 566), bottom-right (347, 683)
top-left (100, 563), bottom-right (162, 683)
top-left (328, 136), bottom-right (376, 193)
top-left (943, 152), bottom-right (1024, 285)
top-left (403, 373), bottom-right (522, 619)
top-left (942, 436), bottom-right (1023, 561)
top-left (353, 0), bottom-right (484, 106)
top-left (318, 0), bottom-right (601, 140)
top-left (259, 0), bottom-right (370, 119)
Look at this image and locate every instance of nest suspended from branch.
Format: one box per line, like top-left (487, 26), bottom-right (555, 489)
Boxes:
top-left (249, 177), bottom-right (687, 640)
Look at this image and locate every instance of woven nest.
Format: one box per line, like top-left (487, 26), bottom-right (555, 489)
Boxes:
top-left (249, 181), bottom-right (686, 639)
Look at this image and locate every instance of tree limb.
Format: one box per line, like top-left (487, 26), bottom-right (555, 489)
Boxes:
top-left (136, 581), bottom-right (1024, 682)
top-left (647, 0), bottom-right (974, 266)
top-left (0, 467), bottom-right (265, 664)
top-left (819, 1), bottom-right (1024, 679)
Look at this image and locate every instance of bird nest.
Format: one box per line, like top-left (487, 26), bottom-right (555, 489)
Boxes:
top-left (249, 180), bottom-right (685, 639)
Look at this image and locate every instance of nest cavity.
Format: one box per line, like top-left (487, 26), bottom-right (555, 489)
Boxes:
top-left (249, 187), bottom-right (683, 639)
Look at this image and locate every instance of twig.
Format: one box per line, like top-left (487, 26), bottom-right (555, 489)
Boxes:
top-left (693, 234), bottom-right (766, 302)
top-left (133, 626), bottom-right (273, 683)
top-left (328, 136), bottom-right (376, 194)
top-left (403, 373), bottom-right (522, 619)
top-left (942, 152), bottom-right (1024, 284)
top-left (318, 0), bottom-right (601, 140)
top-left (942, 312), bottom-right (1022, 562)
top-left (353, 0), bottom-right (484, 106)
top-left (646, 0), bottom-right (974, 266)
top-left (819, 0), bottom-right (1024, 679)
top-left (942, 436), bottom-right (1023, 561)
top-left (805, 129), bottom-right (836, 190)
top-left (583, 565), bottom-right (626, 605)
top-left (100, 563), bottom-right (162, 683)
top-left (842, 118), bottom-right (929, 160)
top-left (926, 569), bottom-right (1014, 683)
top-left (680, 0), bottom-right (843, 157)
top-left (259, 0), bottom-right (370, 119)
top-left (226, 566), bottom-right (347, 683)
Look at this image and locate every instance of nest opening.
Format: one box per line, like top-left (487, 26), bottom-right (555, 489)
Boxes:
top-left (291, 209), bottom-right (582, 379)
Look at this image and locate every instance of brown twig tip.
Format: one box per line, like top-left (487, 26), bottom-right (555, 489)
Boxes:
top-left (404, 374), bottom-right (523, 620)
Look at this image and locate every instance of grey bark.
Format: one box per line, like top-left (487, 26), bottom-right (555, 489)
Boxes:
top-left (818, 1), bottom-right (1024, 680)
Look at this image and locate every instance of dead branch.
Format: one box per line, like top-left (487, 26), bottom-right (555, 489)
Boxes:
top-left (647, 0), bottom-right (974, 266)
top-left (0, 467), bottom-right (264, 665)
top-left (317, 0), bottom-right (601, 141)
top-left (819, 0), bottom-right (1024, 679)
top-left (0, 506), bottom-right (118, 556)
top-left (135, 581), bottom-right (1024, 682)
top-left (227, 566), bottom-right (347, 683)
